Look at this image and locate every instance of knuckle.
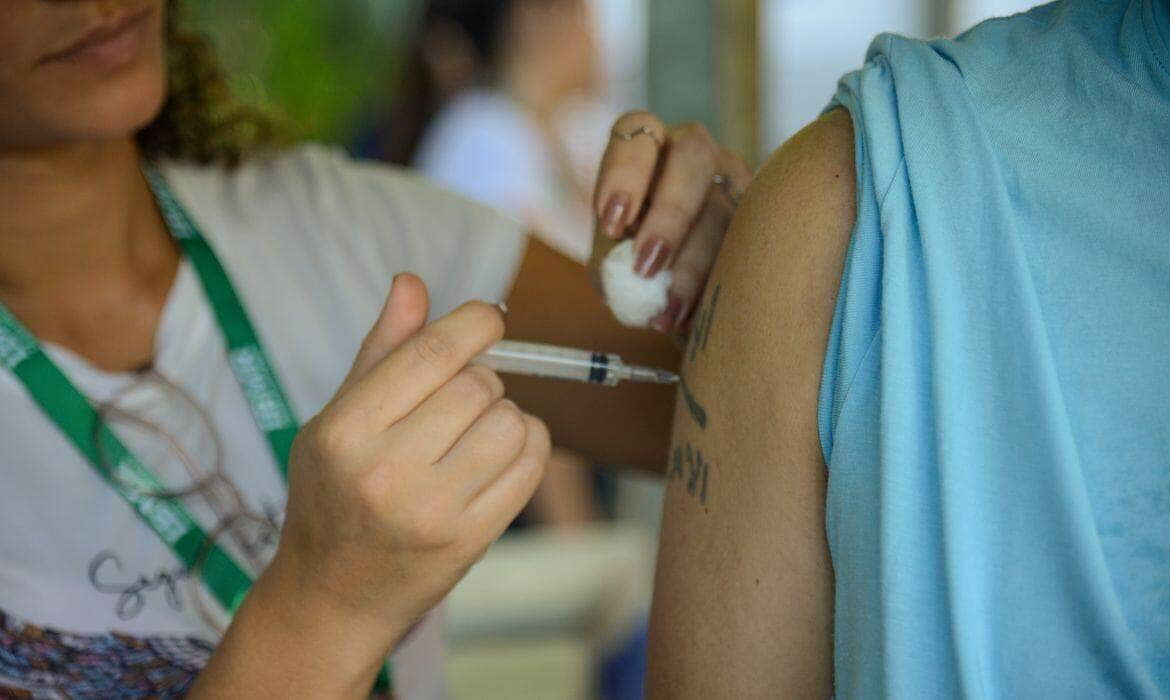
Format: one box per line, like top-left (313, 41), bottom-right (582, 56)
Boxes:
top-left (399, 505), bottom-right (452, 548)
top-left (486, 400), bottom-right (528, 445)
top-left (305, 413), bottom-right (350, 460)
top-left (411, 328), bottom-right (456, 368)
top-left (353, 468), bottom-right (389, 512)
top-left (652, 196), bottom-right (697, 227)
top-left (523, 415), bottom-right (552, 456)
top-left (455, 366), bottom-right (504, 406)
top-left (460, 300), bottom-right (507, 341)
top-left (675, 134), bottom-right (717, 167)
top-left (678, 121), bottom-right (713, 142)
top-left (615, 109), bottom-right (665, 132)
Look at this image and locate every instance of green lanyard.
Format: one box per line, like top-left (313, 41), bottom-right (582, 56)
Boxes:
top-left (0, 166), bottom-right (391, 694)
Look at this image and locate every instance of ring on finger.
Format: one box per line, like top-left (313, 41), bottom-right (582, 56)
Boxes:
top-left (611, 125), bottom-right (665, 147)
top-left (711, 173), bottom-right (743, 207)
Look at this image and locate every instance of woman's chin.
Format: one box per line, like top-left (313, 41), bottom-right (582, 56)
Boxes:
top-left (101, 91), bottom-right (167, 137)
top-left (46, 79), bottom-right (166, 148)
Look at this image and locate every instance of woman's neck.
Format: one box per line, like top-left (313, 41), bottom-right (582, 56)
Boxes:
top-left (0, 137), bottom-right (180, 370)
top-left (0, 138), bottom-right (166, 297)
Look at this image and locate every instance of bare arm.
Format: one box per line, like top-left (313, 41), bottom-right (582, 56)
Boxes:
top-left (504, 237), bottom-right (681, 471)
top-left (647, 108), bottom-right (857, 697)
top-left (188, 556), bottom-right (395, 699)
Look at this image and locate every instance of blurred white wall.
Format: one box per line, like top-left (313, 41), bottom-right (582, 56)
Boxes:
top-left (761, 0), bottom-right (929, 151)
top-left (593, 0), bottom-right (651, 108)
top-left (951, 0), bottom-right (1043, 32)
top-left (760, 0), bottom-right (1041, 152)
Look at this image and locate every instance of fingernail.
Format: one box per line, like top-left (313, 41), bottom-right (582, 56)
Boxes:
top-left (634, 237), bottom-right (672, 278)
top-left (601, 192), bottom-right (630, 239)
top-left (495, 301), bottom-right (510, 316)
top-left (650, 294), bottom-right (684, 333)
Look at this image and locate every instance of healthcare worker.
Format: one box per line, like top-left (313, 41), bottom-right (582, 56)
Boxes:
top-left (0, 1), bottom-right (745, 696)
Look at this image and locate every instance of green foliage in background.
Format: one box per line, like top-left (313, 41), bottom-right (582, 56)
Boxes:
top-left (187, 0), bottom-right (420, 143)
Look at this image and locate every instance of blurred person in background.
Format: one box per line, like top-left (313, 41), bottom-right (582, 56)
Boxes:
top-left (360, 0), bottom-right (601, 264)
top-left (0, 0), bottom-right (742, 697)
top-left (357, 0), bottom-right (607, 532)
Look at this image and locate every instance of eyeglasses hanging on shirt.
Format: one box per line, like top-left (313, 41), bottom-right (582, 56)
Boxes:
top-left (91, 366), bottom-right (280, 632)
top-left (0, 165), bottom-right (393, 693)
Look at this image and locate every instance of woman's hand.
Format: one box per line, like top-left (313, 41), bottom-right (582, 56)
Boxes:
top-left (280, 272), bottom-right (549, 637)
top-left (198, 273), bottom-right (549, 697)
top-left (592, 111), bottom-right (752, 333)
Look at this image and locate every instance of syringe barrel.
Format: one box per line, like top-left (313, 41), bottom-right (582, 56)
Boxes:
top-left (476, 340), bottom-right (621, 386)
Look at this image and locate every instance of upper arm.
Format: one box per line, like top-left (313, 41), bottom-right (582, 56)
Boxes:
top-left (504, 238), bottom-right (681, 470)
top-left (647, 108), bottom-right (857, 698)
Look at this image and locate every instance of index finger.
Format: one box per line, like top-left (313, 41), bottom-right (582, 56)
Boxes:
top-left (334, 301), bottom-right (506, 432)
top-left (594, 110), bottom-right (668, 239)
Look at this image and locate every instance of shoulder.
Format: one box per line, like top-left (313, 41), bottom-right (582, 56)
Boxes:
top-left (723, 107), bottom-right (857, 392)
top-left (702, 107), bottom-right (857, 426)
top-left (161, 143), bottom-right (519, 257)
top-left (160, 143), bottom-right (467, 232)
top-left (740, 111), bottom-right (872, 465)
top-left (837, 0), bottom-right (1110, 127)
top-left (736, 108), bottom-right (856, 260)
top-left (159, 143), bottom-right (527, 317)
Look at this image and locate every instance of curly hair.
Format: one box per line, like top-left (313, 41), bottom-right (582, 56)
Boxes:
top-left (136, 1), bottom-right (288, 166)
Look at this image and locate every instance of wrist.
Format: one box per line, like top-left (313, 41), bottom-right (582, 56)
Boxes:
top-left (232, 554), bottom-right (401, 696)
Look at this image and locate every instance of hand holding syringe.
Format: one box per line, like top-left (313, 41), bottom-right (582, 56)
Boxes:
top-left (475, 340), bottom-right (678, 387)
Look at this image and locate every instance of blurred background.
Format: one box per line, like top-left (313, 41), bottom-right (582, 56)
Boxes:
top-left (187, 1), bottom-right (1038, 697)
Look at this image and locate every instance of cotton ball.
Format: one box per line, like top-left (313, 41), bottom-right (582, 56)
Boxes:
top-left (601, 239), bottom-right (672, 328)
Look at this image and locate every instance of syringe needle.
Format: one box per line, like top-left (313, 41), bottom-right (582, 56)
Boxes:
top-left (622, 364), bottom-right (680, 385)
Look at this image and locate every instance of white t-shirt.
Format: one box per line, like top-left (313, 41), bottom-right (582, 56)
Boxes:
top-left (0, 145), bottom-right (526, 699)
top-left (414, 89), bottom-right (593, 264)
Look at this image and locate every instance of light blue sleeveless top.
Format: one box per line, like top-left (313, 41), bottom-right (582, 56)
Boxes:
top-left (819, 0), bottom-right (1170, 696)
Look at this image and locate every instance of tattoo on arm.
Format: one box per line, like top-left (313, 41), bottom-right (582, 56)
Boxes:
top-left (678, 373), bottom-right (708, 429)
top-left (671, 281), bottom-right (722, 509)
top-left (678, 282), bottom-right (721, 431)
top-left (669, 441), bottom-right (711, 506)
top-left (688, 283), bottom-right (721, 362)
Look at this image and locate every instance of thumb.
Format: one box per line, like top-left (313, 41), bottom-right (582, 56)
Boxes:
top-left (344, 273), bottom-right (430, 387)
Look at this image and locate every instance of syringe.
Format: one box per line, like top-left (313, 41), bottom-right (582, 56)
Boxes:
top-left (475, 340), bottom-right (679, 387)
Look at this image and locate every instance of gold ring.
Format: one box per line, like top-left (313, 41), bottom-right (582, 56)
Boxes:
top-left (612, 125), bottom-right (664, 147)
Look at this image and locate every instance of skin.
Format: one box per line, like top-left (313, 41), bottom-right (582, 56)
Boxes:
top-left (0, 0), bottom-right (731, 695)
top-left (503, 0), bottom-right (601, 123)
top-left (197, 278), bottom-right (552, 697)
top-left (593, 111), bottom-right (753, 333)
top-left (646, 109), bottom-right (857, 697)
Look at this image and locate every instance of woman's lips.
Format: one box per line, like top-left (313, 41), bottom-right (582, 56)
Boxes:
top-left (39, 7), bottom-right (155, 70)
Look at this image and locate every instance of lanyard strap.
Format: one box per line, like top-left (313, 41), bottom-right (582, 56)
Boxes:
top-left (0, 306), bottom-right (254, 612)
top-left (0, 166), bottom-right (390, 693)
top-left (144, 166), bottom-right (299, 473)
